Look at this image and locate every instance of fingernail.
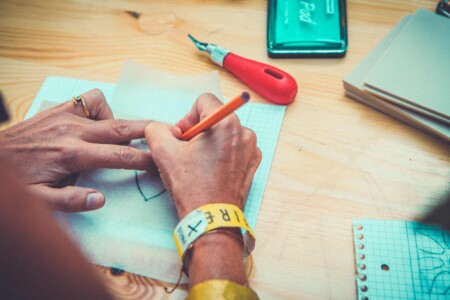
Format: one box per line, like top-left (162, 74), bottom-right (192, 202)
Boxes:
top-left (86, 193), bottom-right (104, 209)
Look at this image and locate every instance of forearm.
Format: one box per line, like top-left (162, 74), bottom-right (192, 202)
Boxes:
top-left (188, 229), bottom-right (247, 288)
top-left (145, 94), bottom-right (261, 298)
top-left (0, 169), bottom-right (112, 299)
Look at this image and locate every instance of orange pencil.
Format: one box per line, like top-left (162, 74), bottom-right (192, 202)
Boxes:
top-left (181, 92), bottom-right (250, 141)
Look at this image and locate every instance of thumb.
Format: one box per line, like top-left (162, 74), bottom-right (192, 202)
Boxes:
top-left (32, 185), bottom-right (105, 212)
top-left (145, 122), bottom-right (182, 160)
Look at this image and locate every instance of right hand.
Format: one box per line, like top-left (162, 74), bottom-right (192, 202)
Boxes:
top-left (144, 93), bottom-right (262, 219)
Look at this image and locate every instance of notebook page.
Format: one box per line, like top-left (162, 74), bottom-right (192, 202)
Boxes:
top-left (353, 219), bottom-right (450, 300)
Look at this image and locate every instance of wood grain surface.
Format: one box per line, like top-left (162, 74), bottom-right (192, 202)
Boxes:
top-left (1, 0), bottom-right (449, 299)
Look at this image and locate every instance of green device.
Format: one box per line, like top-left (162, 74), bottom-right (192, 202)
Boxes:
top-left (267, 0), bottom-right (348, 58)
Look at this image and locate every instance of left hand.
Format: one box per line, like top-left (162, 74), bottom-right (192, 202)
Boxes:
top-left (0, 89), bottom-right (154, 212)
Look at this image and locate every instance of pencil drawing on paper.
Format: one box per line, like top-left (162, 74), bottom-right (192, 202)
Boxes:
top-left (134, 170), bottom-right (166, 201)
top-left (414, 227), bottom-right (450, 295)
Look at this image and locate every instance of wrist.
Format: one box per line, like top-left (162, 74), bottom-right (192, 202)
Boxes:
top-left (188, 228), bottom-right (247, 287)
top-left (173, 203), bottom-right (255, 259)
top-left (172, 203), bottom-right (256, 289)
top-left (171, 192), bottom-right (243, 220)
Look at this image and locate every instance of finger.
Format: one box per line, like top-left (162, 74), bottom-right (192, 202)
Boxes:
top-left (81, 119), bottom-right (153, 144)
top-left (240, 129), bottom-right (262, 203)
top-left (56, 89), bottom-right (114, 120)
top-left (33, 185), bottom-right (105, 212)
top-left (241, 147), bottom-right (262, 204)
top-left (76, 142), bottom-right (156, 171)
top-left (145, 122), bottom-right (182, 161)
top-left (176, 93), bottom-right (223, 132)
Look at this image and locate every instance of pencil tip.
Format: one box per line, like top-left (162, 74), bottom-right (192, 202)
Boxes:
top-left (241, 92), bottom-right (250, 102)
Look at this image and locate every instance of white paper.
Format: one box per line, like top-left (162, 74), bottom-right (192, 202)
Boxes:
top-left (111, 60), bottom-right (223, 122)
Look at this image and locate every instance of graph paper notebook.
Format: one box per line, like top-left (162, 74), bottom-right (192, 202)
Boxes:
top-left (353, 219), bottom-right (450, 300)
top-left (26, 63), bottom-right (285, 283)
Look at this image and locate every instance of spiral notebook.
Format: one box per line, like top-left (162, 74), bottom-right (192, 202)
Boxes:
top-left (353, 219), bottom-right (450, 300)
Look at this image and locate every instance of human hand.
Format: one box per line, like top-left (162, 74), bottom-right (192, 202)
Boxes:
top-left (0, 89), bottom-right (154, 212)
top-left (145, 93), bottom-right (262, 219)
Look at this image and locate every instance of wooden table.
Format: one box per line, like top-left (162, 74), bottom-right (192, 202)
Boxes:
top-left (1, 0), bottom-right (448, 299)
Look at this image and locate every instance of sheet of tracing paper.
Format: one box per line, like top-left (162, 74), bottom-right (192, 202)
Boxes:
top-left (26, 61), bottom-right (285, 283)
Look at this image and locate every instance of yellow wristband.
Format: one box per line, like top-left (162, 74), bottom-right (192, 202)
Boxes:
top-left (187, 279), bottom-right (259, 300)
top-left (173, 203), bottom-right (255, 259)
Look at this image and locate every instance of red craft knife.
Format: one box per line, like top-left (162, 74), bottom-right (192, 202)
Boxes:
top-left (188, 34), bottom-right (298, 105)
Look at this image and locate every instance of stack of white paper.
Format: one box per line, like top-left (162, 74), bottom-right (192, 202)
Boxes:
top-left (343, 9), bottom-right (450, 142)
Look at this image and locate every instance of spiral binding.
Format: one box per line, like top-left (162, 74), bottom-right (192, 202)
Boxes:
top-left (354, 223), bottom-right (369, 300)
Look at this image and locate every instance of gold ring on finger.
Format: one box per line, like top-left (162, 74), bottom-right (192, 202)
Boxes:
top-left (72, 95), bottom-right (91, 119)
